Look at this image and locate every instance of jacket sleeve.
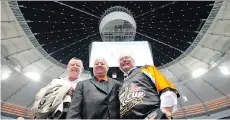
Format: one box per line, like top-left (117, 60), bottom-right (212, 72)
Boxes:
top-left (116, 80), bottom-right (122, 88)
top-left (160, 91), bottom-right (178, 113)
top-left (141, 65), bottom-right (180, 97)
top-left (66, 81), bottom-right (83, 119)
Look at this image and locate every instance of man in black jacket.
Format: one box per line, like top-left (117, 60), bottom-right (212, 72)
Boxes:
top-left (66, 57), bottom-right (122, 119)
top-left (118, 54), bottom-right (180, 119)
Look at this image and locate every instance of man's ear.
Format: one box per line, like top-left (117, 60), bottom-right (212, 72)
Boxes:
top-left (132, 59), bottom-right (135, 66)
top-left (81, 67), bottom-right (84, 73)
top-left (66, 65), bottom-right (69, 70)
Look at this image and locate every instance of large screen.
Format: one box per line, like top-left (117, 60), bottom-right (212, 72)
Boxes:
top-left (89, 41), bottom-right (154, 67)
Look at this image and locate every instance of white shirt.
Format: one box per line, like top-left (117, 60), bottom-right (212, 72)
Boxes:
top-left (124, 67), bottom-right (137, 80)
top-left (160, 91), bottom-right (178, 113)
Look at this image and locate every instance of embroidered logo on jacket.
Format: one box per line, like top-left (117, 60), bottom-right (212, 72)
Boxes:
top-left (119, 83), bottom-right (146, 117)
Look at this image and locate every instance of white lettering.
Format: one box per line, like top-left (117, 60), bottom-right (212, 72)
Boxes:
top-left (138, 92), bottom-right (144, 97)
top-left (127, 93), bottom-right (132, 99)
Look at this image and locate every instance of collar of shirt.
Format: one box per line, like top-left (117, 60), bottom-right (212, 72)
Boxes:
top-left (63, 77), bottom-right (80, 90)
top-left (66, 77), bottom-right (79, 83)
top-left (123, 67), bottom-right (137, 81)
top-left (124, 67), bottom-right (137, 76)
top-left (95, 76), bottom-right (108, 82)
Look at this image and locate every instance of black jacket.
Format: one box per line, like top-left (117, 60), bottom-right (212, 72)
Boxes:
top-left (119, 66), bottom-right (180, 119)
top-left (66, 77), bottom-right (122, 119)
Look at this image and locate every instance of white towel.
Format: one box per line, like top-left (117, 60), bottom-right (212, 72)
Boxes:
top-left (52, 101), bottom-right (63, 119)
top-left (63, 95), bottom-right (72, 103)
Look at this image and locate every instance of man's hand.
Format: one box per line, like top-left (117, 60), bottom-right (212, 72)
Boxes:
top-left (146, 108), bottom-right (172, 120)
top-left (161, 107), bottom-right (172, 119)
top-left (67, 87), bottom-right (74, 96)
top-left (148, 116), bottom-right (156, 120)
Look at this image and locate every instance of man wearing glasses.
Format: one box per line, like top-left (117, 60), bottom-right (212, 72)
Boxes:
top-left (118, 54), bottom-right (180, 119)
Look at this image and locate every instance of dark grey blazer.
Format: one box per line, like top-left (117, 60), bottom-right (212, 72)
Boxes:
top-left (66, 77), bottom-right (122, 119)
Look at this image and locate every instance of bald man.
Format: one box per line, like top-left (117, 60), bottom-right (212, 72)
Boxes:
top-left (67, 57), bottom-right (122, 119)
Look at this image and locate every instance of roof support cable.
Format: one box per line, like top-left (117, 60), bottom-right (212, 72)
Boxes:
top-left (1, 20), bottom-right (15, 23)
top-left (3, 81), bottom-right (30, 102)
top-left (1, 35), bottom-right (24, 40)
top-left (184, 84), bottom-right (210, 116)
top-left (189, 55), bottom-right (211, 65)
top-left (198, 44), bottom-right (225, 54)
top-left (136, 32), bottom-right (184, 53)
top-left (2, 63), bottom-right (55, 102)
top-left (168, 68), bottom-right (183, 82)
top-left (202, 78), bottom-right (230, 105)
top-left (20, 57), bottom-right (43, 70)
top-left (54, 1), bottom-right (100, 19)
top-left (4, 48), bottom-right (34, 58)
top-left (178, 101), bottom-right (188, 119)
top-left (208, 33), bottom-right (230, 37)
top-left (23, 99), bottom-right (35, 118)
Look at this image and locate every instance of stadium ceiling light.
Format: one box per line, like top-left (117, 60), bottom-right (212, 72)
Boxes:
top-left (25, 72), bottom-right (40, 81)
top-left (218, 65), bottom-right (230, 76)
top-left (1, 69), bottom-right (12, 81)
top-left (1, 73), bottom-right (11, 80)
top-left (192, 68), bottom-right (207, 78)
top-left (182, 96), bottom-right (188, 102)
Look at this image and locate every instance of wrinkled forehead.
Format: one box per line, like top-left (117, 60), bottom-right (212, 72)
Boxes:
top-left (118, 53), bottom-right (134, 61)
top-left (94, 58), bottom-right (108, 65)
top-left (68, 59), bottom-right (82, 66)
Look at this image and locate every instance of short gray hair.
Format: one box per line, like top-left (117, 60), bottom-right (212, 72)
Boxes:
top-left (68, 57), bottom-right (84, 68)
top-left (118, 53), bottom-right (135, 64)
top-left (94, 57), bottom-right (109, 71)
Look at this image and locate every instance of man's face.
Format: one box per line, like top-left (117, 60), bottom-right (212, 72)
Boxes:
top-left (119, 55), bottom-right (135, 73)
top-left (67, 59), bottom-right (82, 80)
top-left (93, 58), bottom-right (108, 77)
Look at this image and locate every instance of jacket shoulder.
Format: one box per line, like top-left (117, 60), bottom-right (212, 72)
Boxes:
top-left (142, 65), bottom-right (155, 69)
top-left (109, 78), bottom-right (122, 86)
top-left (141, 65), bottom-right (158, 72)
top-left (77, 78), bottom-right (92, 84)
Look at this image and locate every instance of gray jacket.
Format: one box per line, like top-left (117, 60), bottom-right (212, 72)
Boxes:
top-left (66, 77), bottom-right (122, 119)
